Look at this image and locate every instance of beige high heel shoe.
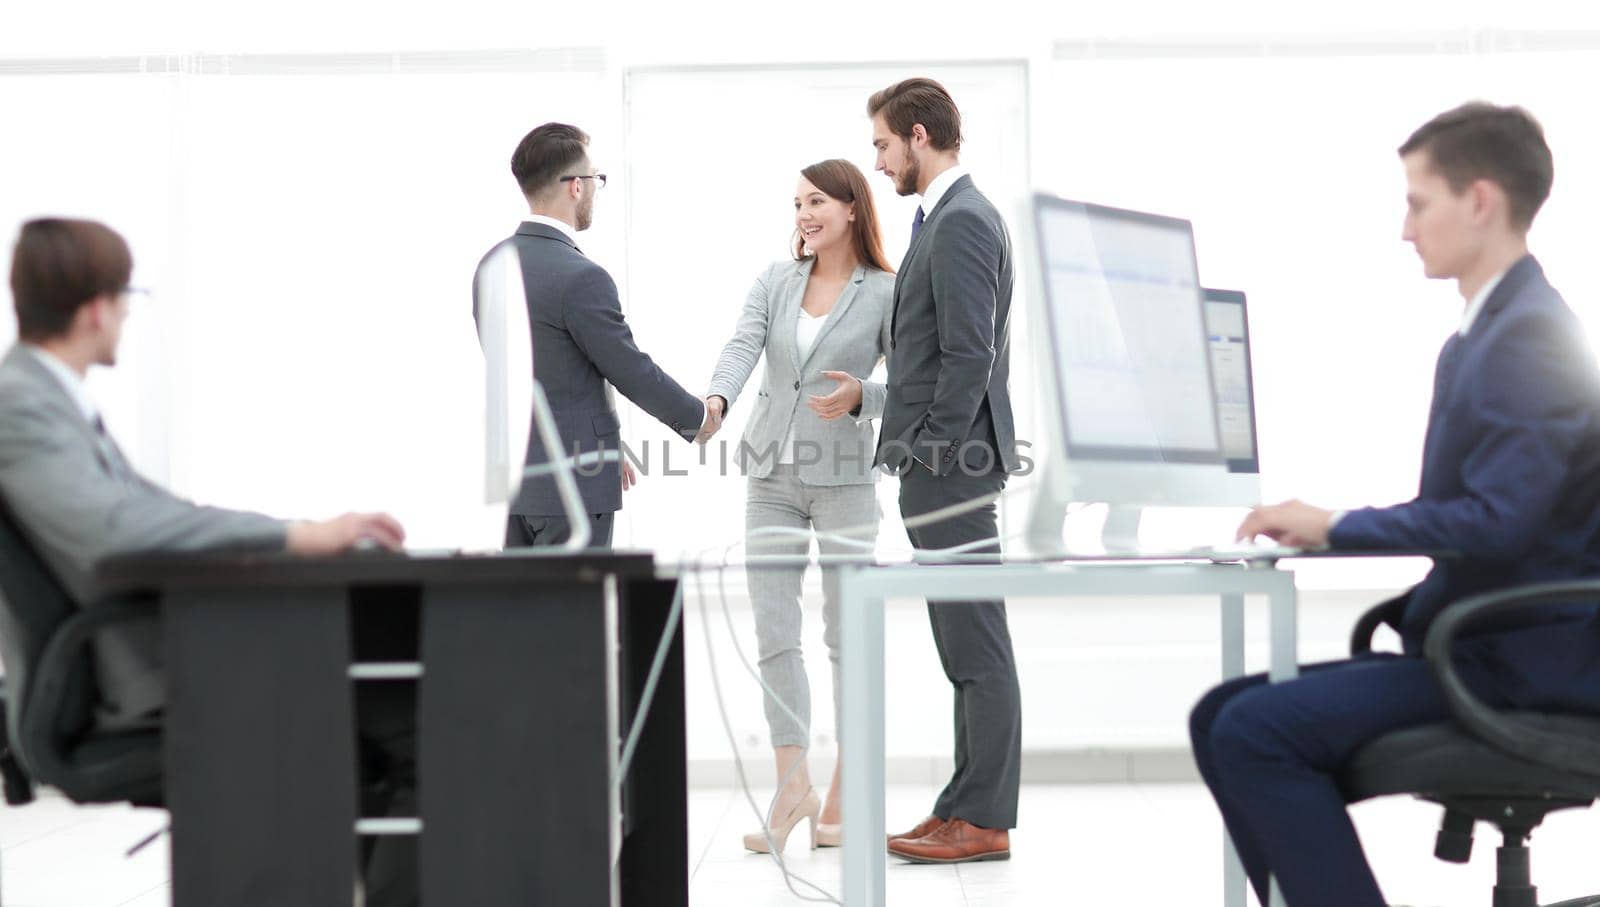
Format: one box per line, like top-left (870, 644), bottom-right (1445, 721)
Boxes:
top-left (742, 789), bottom-right (821, 854)
top-left (815, 821), bottom-right (842, 848)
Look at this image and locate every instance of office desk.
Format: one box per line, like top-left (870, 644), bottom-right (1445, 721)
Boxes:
top-left (836, 561), bottom-right (1299, 907)
top-left (98, 550), bottom-right (686, 907)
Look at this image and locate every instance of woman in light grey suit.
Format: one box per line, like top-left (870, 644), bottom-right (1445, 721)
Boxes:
top-left (706, 159), bottom-right (895, 853)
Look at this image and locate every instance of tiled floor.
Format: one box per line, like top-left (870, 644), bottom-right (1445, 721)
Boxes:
top-left (6, 781), bottom-right (1600, 905)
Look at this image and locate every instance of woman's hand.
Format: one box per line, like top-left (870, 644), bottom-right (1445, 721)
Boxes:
top-left (807, 372), bottom-right (863, 420)
top-left (697, 395), bottom-right (727, 443)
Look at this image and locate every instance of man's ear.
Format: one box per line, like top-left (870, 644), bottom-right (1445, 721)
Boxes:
top-left (910, 123), bottom-right (928, 149)
top-left (76, 294), bottom-right (112, 333)
top-left (1469, 178), bottom-right (1505, 227)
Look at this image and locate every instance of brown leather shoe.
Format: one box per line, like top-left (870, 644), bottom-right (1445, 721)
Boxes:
top-left (887, 817), bottom-right (1010, 864)
top-left (886, 815), bottom-right (945, 846)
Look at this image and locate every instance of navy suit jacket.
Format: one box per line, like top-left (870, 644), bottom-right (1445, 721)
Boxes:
top-left (1330, 256), bottom-right (1600, 663)
top-left (474, 222), bottom-right (703, 516)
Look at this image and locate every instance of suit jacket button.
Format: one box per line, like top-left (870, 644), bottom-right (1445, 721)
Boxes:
top-left (889, 340), bottom-right (896, 350)
top-left (793, 380), bottom-right (800, 390)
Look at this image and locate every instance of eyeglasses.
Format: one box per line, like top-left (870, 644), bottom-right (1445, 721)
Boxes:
top-left (559, 173), bottom-right (608, 190)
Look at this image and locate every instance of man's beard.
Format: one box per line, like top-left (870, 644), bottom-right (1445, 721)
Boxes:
top-left (575, 193), bottom-right (595, 231)
top-left (895, 153), bottom-right (921, 197)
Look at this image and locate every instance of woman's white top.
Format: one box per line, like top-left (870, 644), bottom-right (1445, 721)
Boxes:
top-left (779, 307), bottom-right (830, 465)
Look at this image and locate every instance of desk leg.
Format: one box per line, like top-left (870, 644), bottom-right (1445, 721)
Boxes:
top-left (1266, 572), bottom-right (1298, 682)
top-left (617, 578), bottom-right (688, 907)
top-left (840, 570), bottom-right (885, 907)
top-left (1267, 571), bottom-right (1298, 907)
top-left (164, 586), bottom-right (356, 907)
top-left (1219, 593), bottom-right (1246, 907)
top-left (420, 580), bottom-right (613, 907)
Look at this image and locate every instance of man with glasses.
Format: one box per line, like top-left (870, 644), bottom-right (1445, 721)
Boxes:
top-left (475, 122), bottom-right (717, 549)
top-left (0, 217), bottom-right (416, 904)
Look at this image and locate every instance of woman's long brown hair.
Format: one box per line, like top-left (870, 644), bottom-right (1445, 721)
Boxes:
top-left (792, 158), bottom-right (895, 274)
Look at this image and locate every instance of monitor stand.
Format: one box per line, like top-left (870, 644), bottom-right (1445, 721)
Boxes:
top-left (1101, 506), bottom-right (1143, 553)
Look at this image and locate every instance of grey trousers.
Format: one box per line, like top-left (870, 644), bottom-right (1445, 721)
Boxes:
top-left (899, 464), bottom-right (1021, 830)
top-left (504, 511), bottom-right (615, 549)
top-left (745, 464), bottom-right (880, 748)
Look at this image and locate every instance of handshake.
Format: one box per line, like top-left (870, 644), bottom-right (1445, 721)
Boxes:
top-left (694, 372), bottom-right (864, 444)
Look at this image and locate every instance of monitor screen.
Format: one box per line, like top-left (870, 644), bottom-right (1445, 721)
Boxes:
top-left (1032, 195), bottom-right (1221, 464)
top-left (1202, 289), bottom-right (1260, 474)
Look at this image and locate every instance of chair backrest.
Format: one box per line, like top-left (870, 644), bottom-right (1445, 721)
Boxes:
top-left (0, 491), bottom-right (98, 769)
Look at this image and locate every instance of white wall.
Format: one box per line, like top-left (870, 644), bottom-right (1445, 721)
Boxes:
top-left (5, 5), bottom-right (1600, 758)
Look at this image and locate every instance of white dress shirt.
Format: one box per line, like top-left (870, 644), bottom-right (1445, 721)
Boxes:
top-left (918, 164), bottom-right (969, 220)
top-left (522, 214), bottom-right (581, 247)
top-left (1459, 266), bottom-right (1510, 337)
top-left (779, 307), bottom-right (830, 465)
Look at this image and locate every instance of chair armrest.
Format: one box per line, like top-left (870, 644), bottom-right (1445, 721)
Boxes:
top-left (1423, 579), bottom-right (1600, 778)
top-left (1350, 593), bottom-right (1409, 655)
top-left (18, 597), bottom-right (158, 785)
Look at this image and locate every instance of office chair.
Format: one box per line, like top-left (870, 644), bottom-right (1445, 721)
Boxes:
top-left (0, 491), bottom-right (162, 812)
top-left (1339, 582), bottom-right (1600, 907)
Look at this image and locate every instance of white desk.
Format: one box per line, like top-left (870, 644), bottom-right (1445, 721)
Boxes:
top-left (836, 560), bottom-right (1299, 907)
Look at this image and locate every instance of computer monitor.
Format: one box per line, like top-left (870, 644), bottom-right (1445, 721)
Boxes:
top-left (1019, 193), bottom-right (1247, 553)
top-left (473, 243), bottom-right (593, 551)
top-left (1202, 288), bottom-right (1262, 503)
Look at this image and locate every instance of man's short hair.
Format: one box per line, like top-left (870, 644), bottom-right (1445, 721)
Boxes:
top-left (867, 78), bottom-right (963, 152)
top-left (9, 218), bottom-right (132, 342)
top-left (510, 123), bottom-right (591, 200)
top-left (1399, 102), bottom-right (1553, 231)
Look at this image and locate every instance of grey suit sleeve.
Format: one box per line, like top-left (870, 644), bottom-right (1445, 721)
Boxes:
top-left (854, 290), bottom-right (892, 422)
top-left (0, 402), bottom-right (286, 602)
top-left (707, 265), bottom-right (775, 412)
top-left (917, 207), bottom-right (1001, 473)
top-left (563, 266), bottom-right (706, 441)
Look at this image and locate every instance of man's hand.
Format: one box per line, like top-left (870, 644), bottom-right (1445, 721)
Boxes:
top-left (1236, 499), bottom-right (1334, 548)
top-left (287, 512), bottom-right (406, 555)
top-left (697, 395), bottom-right (726, 443)
top-left (622, 459), bottom-right (638, 491)
top-left (807, 371), bottom-right (863, 420)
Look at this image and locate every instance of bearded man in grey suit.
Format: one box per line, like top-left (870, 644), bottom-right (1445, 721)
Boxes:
top-left (474, 123), bottom-right (718, 549)
top-left (0, 218), bottom-right (417, 904)
top-left (868, 78), bottom-right (1023, 865)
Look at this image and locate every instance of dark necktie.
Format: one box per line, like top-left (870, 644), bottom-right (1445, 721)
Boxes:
top-left (91, 414), bottom-right (131, 478)
top-left (911, 206), bottom-right (925, 241)
top-left (1421, 334), bottom-right (1464, 465)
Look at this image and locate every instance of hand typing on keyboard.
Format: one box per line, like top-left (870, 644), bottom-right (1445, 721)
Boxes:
top-left (1235, 499), bottom-right (1336, 550)
top-left (1197, 540), bottom-right (1303, 562)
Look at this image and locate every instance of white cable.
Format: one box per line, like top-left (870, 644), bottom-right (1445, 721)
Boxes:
top-left (673, 478), bottom-right (1078, 903)
top-left (521, 447), bottom-right (623, 478)
top-left (615, 577), bottom-right (684, 784)
top-left (693, 559), bottom-right (842, 905)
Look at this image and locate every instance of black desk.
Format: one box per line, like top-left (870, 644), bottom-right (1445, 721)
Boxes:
top-left (98, 550), bottom-right (686, 907)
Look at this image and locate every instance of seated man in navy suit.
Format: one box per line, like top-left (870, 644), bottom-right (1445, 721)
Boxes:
top-left (1190, 102), bottom-right (1600, 907)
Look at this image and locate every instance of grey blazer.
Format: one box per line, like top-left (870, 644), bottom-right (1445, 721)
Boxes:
top-left (875, 174), bottom-right (1019, 477)
top-left (474, 222), bottom-right (705, 516)
top-left (707, 259), bottom-right (894, 485)
top-left (0, 344), bottom-right (287, 728)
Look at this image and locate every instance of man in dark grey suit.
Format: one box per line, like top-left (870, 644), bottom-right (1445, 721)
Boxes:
top-left (868, 78), bottom-right (1023, 864)
top-left (0, 218), bottom-right (416, 904)
top-left (474, 123), bottom-right (716, 549)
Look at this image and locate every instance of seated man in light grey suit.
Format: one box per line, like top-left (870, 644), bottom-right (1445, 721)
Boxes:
top-left (474, 122), bottom-right (717, 549)
top-left (0, 218), bottom-right (416, 905)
